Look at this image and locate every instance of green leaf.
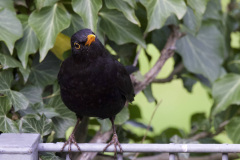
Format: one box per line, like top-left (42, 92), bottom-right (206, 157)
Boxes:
top-left (62, 13), bottom-right (85, 37)
top-left (123, 0), bottom-right (136, 8)
top-left (203, 0), bottom-right (222, 20)
top-left (40, 152), bottom-right (64, 160)
top-left (99, 9), bottom-right (146, 47)
top-left (190, 113), bottom-right (210, 132)
top-left (105, 0), bottom-right (140, 26)
top-left (226, 116), bottom-right (240, 143)
top-left (115, 107), bottom-right (129, 125)
top-left (143, 84), bottom-right (156, 103)
top-left (29, 53), bottom-right (61, 87)
top-left (16, 16), bottom-right (39, 69)
top-left (20, 114), bottom-right (53, 136)
top-left (212, 74), bottom-right (240, 116)
top-left (72, 0), bottom-right (102, 32)
top-left (0, 70), bottom-right (29, 111)
top-left (0, 53), bottom-right (30, 82)
top-left (0, 8), bottom-right (23, 54)
top-left (0, 0), bottom-right (15, 11)
top-left (29, 4), bottom-right (71, 61)
top-left (176, 23), bottom-right (225, 82)
top-left (187, 0), bottom-right (209, 14)
top-left (0, 96), bottom-right (18, 133)
top-left (47, 94), bottom-right (76, 139)
top-left (98, 107), bottom-right (129, 132)
top-left (34, 0), bottom-right (58, 10)
top-left (20, 85), bottom-right (43, 104)
top-left (140, 0), bottom-right (187, 32)
top-left (183, 7), bottom-right (202, 33)
top-left (98, 119), bottom-right (112, 133)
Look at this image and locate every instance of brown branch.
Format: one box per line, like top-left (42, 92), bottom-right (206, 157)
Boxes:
top-left (190, 120), bottom-right (229, 141)
top-left (133, 33), bottom-right (148, 67)
top-left (152, 63), bottom-right (184, 83)
top-left (75, 130), bottom-right (113, 160)
top-left (134, 26), bottom-right (182, 94)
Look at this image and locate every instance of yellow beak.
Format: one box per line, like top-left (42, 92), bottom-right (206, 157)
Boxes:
top-left (85, 34), bottom-right (96, 46)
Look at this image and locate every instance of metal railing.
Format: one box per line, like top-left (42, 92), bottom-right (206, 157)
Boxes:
top-left (0, 133), bottom-right (239, 160)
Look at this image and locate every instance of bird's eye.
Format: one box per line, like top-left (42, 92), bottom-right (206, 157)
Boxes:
top-left (74, 42), bottom-right (80, 49)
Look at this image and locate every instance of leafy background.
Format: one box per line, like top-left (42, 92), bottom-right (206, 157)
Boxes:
top-left (0, 0), bottom-right (240, 159)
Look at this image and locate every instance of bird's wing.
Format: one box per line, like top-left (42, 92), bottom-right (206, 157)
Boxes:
top-left (115, 61), bottom-right (135, 102)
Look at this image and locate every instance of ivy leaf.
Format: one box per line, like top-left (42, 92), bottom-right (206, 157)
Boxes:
top-left (183, 7), bottom-right (202, 33)
top-left (105, 0), bottom-right (140, 26)
top-left (140, 0), bottom-right (187, 32)
top-left (62, 13), bottom-right (85, 37)
top-left (187, 0), bottom-right (209, 14)
top-left (0, 96), bottom-right (18, 133)
top-left (212, 74), bottom-right (240, 116)
top-left (203, 0), bottom-right (222, 20)
top-left (35, 0), bottom-right (58, 11)
top-left (20, 85), bottom-right (43, 104)
top-left (47, 95), bottom-right (76, 139)
top-left (40, 152), bottom-right (64, 160)
top-left (143, 84), bottom-right (156, 103)
top-left (29, 4), bottom-right (71, 62)
top-left (226, 116), bottom-right (240, 143)
top-left (0, 70), bottom-right (29, 111)
top-left (20, 114), bottom-right (53, 136)
top-left (98, 107), bottom-right (129, 132)
top-left (29, 53), bottom-right (61, 87)
top-left (0, 8), bottom-right (23, 54)
top-left (72, 0), bottom-right (102, 32)
top-left (15, 16), bottom-right (39, 69)
top-left (115, 107), bottom-right (129, 125)
top-left (123, 0), bottom-right (137, 8)
top-left (176, 23), bottom-right (225, 83)
top-left (0, 53), bottom-right (30, 82)
top-left (51, 33), bottom-right (71, 61)
top-left (0, 1), bottom-right (14, 11)
top-left (99, 9), bottom-right (146, 47)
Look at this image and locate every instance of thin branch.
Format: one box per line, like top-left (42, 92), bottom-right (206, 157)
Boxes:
top-left (133, 33), bottom-right (148, 67)
top-left (190, 120), bottom-right (230, 141)
top-left (133, 48), bottom-right (142, 67)
top-left (152, 63), bottom-right (184, 83)
top-left (134, 26), bottom-right (182, 94)
top-left (133, 100), bottom-right (162, 160)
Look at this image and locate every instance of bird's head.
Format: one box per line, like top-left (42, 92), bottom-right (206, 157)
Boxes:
top-left (71, 29), bottom-right (104, 60)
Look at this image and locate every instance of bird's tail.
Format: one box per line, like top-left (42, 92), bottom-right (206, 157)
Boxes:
top-left (125, 65), bottom-right (138, 75)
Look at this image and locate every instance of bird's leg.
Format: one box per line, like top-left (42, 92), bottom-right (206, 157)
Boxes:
top-left (103, 117), bottom-right (123, 158)
top-left (61, 117), bottom-right (81, 152)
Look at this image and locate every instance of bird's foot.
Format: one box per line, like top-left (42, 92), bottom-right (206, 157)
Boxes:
top-left (103, 133), bottom-right (123, 159)
top-left (61, 133), bottom-right (81, 152)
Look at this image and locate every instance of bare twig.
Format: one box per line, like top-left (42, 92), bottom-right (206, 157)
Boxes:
top-left (190, 120), bottom-right (230, 141)
top-left (152, 63), bottom-right (184, 83)
top-left (133, 48), bottom-right (142, 67)
top-left (134, 26), bottom-right (182, 94)
top-left (133, 100), bottom-right (162, 160)
top-left (133, 33), bottom-right (148, 67)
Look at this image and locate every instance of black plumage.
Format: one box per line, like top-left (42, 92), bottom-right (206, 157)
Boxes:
top-left (58, 29), bottom-right (135, 156)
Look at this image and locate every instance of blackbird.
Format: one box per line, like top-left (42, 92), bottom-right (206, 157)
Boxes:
top-left (58, 29), bottom-right (135, 156)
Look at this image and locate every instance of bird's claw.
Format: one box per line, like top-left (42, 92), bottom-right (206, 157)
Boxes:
top-left (61, 133), bottom-right (81, 152)
top-left (103, 133), bottom-right (123, 159)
